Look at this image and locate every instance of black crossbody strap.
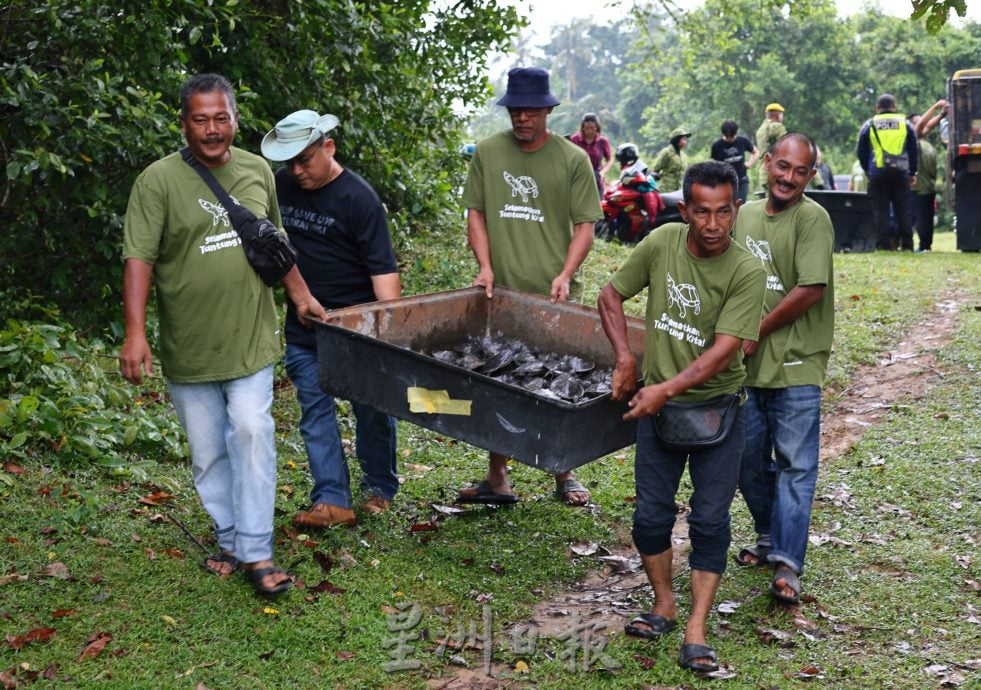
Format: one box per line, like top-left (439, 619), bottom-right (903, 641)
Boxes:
top-left (180, 147), bottom-right (257, 236)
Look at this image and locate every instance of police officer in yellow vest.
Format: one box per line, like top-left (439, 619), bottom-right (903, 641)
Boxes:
top-left (856, 93), bottom-right (918, 250)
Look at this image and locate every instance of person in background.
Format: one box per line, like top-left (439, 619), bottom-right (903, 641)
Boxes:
top-left (457, 67), bottom-right (602, 507)
top-left (600, 161), bottom-right (765, 673)
top-left (711, 119), bottom-right (759, 202)
top-left (809, 147), bottom-right (835, 190)
top-left (909, 99), bottom-right (947, 253)
top-left (856, 93), bottom-right (918, 250)
top-left (652, 127), bottom-right (691, 192)
top-left (261, 109), bottom-right (402, 529)
top-left (120, 73), bottom-right (326, 598)
top-left (755, 103), bottom-right (787, 194)
top-left (570, 112), bottom-right (614, 195)
top-left (847, 160), bottom-right (868, 192)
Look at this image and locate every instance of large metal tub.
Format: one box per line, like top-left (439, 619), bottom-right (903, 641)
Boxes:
top-left (313, 287), bottom-right (647, 473)
top-left (805, 190), bottom-right (875, 253)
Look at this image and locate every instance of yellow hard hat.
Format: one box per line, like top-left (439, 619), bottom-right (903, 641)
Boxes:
top-left (766, 102), bottom-right (785, 112)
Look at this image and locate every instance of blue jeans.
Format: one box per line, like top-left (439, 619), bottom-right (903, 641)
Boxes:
top-left (632, 409), bottom-right (745, 575)
top-left (168, 366), bottom-right (277, 564)
top-left (738, 385), bottom-right (821, 574)
top-left (285, 344), bottom-right (398, 508)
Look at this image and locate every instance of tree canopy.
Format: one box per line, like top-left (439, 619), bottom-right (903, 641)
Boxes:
top-left (0, 0), bottom-right (520, 323)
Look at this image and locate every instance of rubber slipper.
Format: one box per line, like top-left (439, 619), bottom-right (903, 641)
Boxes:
top-left (455, 479), bottom-right (519, 505)
top-left (678, 643), bottom-right (719, 673)
top-left (243, 565), bottom-right (293, 598)
top-left (555, 478), bottom-right (590, 506)
top-left (200, 552), bottom-right (238, 577)
top-left (624, 613), bottom-right (676, 640)
top-left (769, 564), bottom-right (801, 605)
top-left (733, 545), bottom-right (770, 567)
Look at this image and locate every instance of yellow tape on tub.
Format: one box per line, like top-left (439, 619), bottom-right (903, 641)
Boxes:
top-left (407, 387), bottom-right (472, 416)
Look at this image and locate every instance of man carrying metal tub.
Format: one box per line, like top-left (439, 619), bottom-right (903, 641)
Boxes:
top-left (598, 161), bottom-right (765, 673)
top-left (456, 66), bottom-right (603, 506)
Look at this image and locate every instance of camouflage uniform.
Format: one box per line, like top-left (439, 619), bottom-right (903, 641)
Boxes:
top-left (652, 145), bottom-right (688, 192)
top-left (755, 119), bottom-right (786, 191)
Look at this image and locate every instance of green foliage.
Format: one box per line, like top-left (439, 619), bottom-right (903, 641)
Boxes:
top-left (912, 0), bottom-right (970, 33)
top-left (0, 295), bottom-right (186, 475)
top-left (0, 0), bottom-right (520, 326)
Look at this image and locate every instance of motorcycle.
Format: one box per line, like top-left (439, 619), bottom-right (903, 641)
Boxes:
top-left (594, 159), bottom-right (667, 244)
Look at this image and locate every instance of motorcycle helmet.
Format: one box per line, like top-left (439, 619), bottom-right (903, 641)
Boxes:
top-left (615, 143), bottom-right (639, 167)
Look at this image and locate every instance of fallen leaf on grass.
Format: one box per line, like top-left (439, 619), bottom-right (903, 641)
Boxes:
top-left (76, 632), bottom-right (112, 662)
top-left (3, 463), bottom-right (25, 475)
top-left (138, 491), bottom-right (176, 506)
top-left (410, 522), bottom-right (439, 533)
top-left (5, 628), bottom-right (56, 649)
top-left (716, 600), bottom-right (740, 615)
top-left (756, 627), bottom-right (795, 647)
top-left (311, 580), bottom-right (346, 595)
top-left (336, 651), bottom-right (354, 661)
top-left (704, 664), bottom-right (738, 680)
top-left (632, 654), bottom-right (656, 669)
top-left (475, 593), bottom-right (494, 604)
top-left (312, 551), bottom-right (333, 574)
top-left (432, 504), bottom-right (465, 515)
top-left (51, 609), bottom-right (76, 618)
top-left (795, 664), bottom-right (823, 680)
top-left (161, 548), bottom-right (184, 559)
top-left (569, 542), bottom-right (599, 557)
top-left (489, 562), bottom-right (506, 575)
top-left (174, 660), bottom-right (218, 679)
top-left (403, 463), bottom-right (432, 473)
top-left (514, 660), bottom-right (530, 673)
top-left (42, 562), bottom-right (70, 580)
top-left (160, 615), bottom-right (177, 626)
top-left (0, 574), bottom-right (28, 586)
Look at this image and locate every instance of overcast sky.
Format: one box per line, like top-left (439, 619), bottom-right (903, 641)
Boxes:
top-left (502, 0), bottom-right (980, 39)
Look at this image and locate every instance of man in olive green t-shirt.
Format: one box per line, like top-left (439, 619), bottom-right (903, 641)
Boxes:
top-left (457, 67), bottom-right (602, 507)
top-left (120, 74), bottom-right (325, 598)
top-left (910, 100), bottom-right (947, 252)
top-left (731, 132), bottom-right (835, 607)
top-left (599, 161), bottom-right (765, 673)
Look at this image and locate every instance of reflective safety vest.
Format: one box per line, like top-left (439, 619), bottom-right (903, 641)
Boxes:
top-left (869, 113), bottom-right (908, 170)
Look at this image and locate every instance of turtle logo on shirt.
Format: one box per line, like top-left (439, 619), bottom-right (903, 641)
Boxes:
top-left (502, 171), bottom-right (539, 203)
top-left (667, 273), bottom-right (700, 318)
top-left (199, 198), bottom-right (231, 228)
top-left (745, 235), bottom-right (772, 262)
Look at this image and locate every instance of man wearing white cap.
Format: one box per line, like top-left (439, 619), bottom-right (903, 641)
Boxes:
top-left (262, 110), bottom-right (402, 529)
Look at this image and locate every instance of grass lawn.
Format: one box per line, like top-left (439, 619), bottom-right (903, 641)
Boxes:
top-left (0, 231), bottom-right (978, 688)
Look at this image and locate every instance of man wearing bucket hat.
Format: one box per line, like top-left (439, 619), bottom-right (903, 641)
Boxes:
top-left (261, 110), bottom-right (402, 529)
top-left (755, 103), bottom-right (787, 194)
top-left (457, 67), bottom-right (602, 507)
top-left (651, 127), bottom-right (691, 192)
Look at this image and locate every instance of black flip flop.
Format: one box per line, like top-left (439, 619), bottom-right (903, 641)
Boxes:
top-left (200, 552), bottom-right (238, 577)
top-left (770, 564), bottom-right (801, 605)
top-left (243, 566), bottom-right (293, 598)
top-left (624, 612), bottom-right (677, 639)
top-left (455, 479), bottom-right (519, 505)
top-left (555, 478), bottom-right (591, 506)
top-left (679, 643), bottom-right (719, 673)
top-left (733, 545), bottom-right (770, 567)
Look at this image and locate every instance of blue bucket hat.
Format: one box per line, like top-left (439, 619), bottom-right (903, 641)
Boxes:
top-left (261, 109), bottom-right (339, 161)
top-left (496, 68), bottom-right (560, 109)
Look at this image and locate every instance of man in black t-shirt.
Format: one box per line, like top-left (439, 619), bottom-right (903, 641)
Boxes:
top-left (262, 110), bottom-right (402, 529)
top-left (710, 120), bottom-right (759, 203)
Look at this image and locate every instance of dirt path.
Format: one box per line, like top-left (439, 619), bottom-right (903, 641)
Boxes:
top-left (428, 293), bottom-right (965, 688)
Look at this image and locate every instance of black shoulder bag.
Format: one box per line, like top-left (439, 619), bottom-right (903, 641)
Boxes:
top-left (652, 388), bottom-right (744, 450)
top-left (181, 147), bottom-right (297, 286)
